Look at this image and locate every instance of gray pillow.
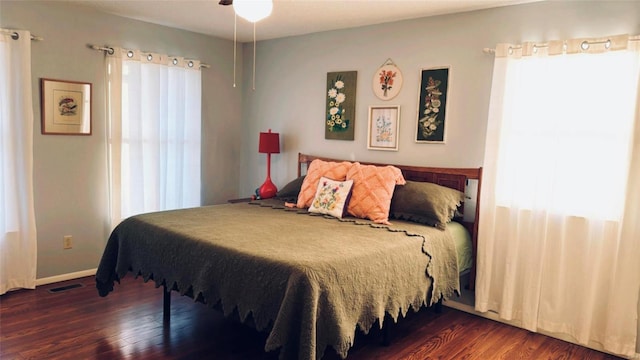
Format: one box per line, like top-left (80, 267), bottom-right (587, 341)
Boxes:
top-left (390, 180), bottom-right (464, 230)
top-left (276, 175), bottom-right (306, 201)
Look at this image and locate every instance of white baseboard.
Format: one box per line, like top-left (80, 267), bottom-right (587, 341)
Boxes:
top-left (36, 268), bottom-right (97, 286)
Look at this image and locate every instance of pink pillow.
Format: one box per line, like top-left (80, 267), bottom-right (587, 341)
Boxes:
top-left (297, 159), bottom-right (353, 208)
top-left (346, 163), bottom-right (406, 224)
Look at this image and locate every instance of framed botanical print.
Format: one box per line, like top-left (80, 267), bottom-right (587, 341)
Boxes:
top-left (367, 105), bottom-right (400, 151)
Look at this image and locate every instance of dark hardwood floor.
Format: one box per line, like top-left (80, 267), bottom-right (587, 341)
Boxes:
top-left (0, 275), bottom-right (622, 360)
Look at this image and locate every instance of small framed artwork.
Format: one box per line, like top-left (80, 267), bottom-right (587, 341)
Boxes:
top-left (372, 59), bottom-right (403, 101)
top-left (367, 105), bottom-right (400, 151)
top-left (325, 71), bottom-right (357, 141)
top-left (416, 67), bottom-right (449, 143)
top-left (41, 78), bottom-right (92, 135)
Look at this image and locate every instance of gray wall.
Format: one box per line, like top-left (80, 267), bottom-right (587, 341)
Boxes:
top-left (0, 0), bottom-right (243, 279)
top-left (238, 0), bottom-right (640, 196)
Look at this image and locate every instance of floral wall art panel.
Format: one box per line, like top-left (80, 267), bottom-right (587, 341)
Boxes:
top-left (416, 67), bottom-right (449, 143)
top-left (325, 71), bottom-right (357, 140)
top-left (372, 59), bottom-right (402, 101)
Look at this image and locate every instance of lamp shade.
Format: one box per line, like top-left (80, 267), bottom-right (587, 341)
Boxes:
top-left (233, 0), bottom-right (273, 23)
top-left (259, 129), bottom-right (280, 154)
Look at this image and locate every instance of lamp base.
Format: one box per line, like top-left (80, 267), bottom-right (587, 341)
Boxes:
top-left (258, 178), bottom-right (278, 199)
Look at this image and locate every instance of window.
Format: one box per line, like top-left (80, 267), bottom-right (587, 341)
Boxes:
top-left (107, 49), bottom-right (201, 227)
top-left (493, 51), bottom-right (638, 219)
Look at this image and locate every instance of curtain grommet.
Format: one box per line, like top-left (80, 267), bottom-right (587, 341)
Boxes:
top-left (581, 41), bottom-right (590, 51)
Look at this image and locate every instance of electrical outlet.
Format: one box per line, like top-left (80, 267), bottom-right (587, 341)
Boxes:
top-left (63, 235), bottom-right (73, 249)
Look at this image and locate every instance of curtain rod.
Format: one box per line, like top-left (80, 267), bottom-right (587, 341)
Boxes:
top-left (89, 44), bottom-right (210, 69)
top-left (1, 28), bottom-right (44, 41)
top-left (483, 36), bottom-right (640, 54)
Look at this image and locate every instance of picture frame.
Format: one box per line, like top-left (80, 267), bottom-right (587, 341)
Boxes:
top-left (367, 105), bottom-right (400, 151)
top-left (325, 71), bottom-right (357, 141)
top-left (416, 67), bottom-right (449, 143)
top-left (41, 78), bottom-right (92, 135)
top-left (372, 59), bottom-right (403, 101)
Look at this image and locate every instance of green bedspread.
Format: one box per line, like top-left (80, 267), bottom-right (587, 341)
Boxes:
top-left (96, 199), bottom-right (459, 359)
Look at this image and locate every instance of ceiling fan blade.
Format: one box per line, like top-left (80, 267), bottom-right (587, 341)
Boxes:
top-left (219, 0), bottom-right (233, 5)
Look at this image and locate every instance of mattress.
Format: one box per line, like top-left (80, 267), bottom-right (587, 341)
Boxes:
top-left (447, 221), bottom-right (473, 274)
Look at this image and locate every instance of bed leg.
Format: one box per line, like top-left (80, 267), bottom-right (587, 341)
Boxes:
top-left (434, 298), bottom-right (443, 314)
top-left (381, 325), bottom-right (390, 346)
top-left (163, 284), bottom-right (171, 323)
top-left (380, 314), bottom-right (393, 346)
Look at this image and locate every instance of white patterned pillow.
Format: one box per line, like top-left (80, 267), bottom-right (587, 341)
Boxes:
top-left (308, 177), bottom-right (354, 218)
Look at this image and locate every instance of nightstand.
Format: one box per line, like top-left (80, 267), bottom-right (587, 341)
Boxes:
top-left (227, 197), bottom-right (253, 204)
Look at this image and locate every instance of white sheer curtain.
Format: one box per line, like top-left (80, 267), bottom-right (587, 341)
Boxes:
top-left (106, 47), bottom-right (202, 229)
top-left (476, 35), bottom-right (640, 357)
top-left (0, 30), bottom-right (37, 295)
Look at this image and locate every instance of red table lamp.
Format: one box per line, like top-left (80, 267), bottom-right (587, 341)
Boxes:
top-left (258, 129), bottom-right (280, 199)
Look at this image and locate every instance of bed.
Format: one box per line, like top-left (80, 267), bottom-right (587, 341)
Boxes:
top-left (96, 153), bottom-right (482, 360)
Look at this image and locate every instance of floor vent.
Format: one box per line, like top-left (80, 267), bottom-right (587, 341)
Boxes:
top-left (47, 283), bottom-right (85, 293)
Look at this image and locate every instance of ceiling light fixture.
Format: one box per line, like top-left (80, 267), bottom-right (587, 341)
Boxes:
top-left (227, 0), bottom-right (273, 90)
top-left (233, 0), bottom-right (273, 23)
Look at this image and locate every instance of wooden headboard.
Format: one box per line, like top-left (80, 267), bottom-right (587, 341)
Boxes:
top-left (297, 153), bottom-right (483, 290)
